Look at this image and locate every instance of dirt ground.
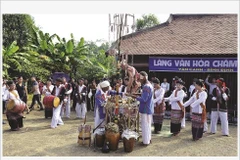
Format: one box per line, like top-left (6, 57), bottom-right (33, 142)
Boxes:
top-left (2, 106), bottom-right (238, 157)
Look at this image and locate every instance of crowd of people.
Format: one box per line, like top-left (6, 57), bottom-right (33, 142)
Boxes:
top-left (2, 72), bottom-right (231, 145)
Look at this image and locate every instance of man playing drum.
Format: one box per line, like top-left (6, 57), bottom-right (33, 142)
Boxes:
top-left (42, 79), bottom-right (55, 118)
top-left (4, 80), bottom-right (26, 131)
top-left (50, 78), bottom-right (67, 129)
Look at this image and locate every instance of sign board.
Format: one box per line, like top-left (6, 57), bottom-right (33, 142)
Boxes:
top-left (149, 57), bottom-right (237, 72)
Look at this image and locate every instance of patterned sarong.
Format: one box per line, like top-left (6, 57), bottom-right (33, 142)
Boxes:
top-left (191, 112), bottom-right (204, 140)
top-left (191, 113), bottom-right (204, 128)
top-left (153, 113), bottom-right (164, 124)
top-left (171, 110), bottom-right (182, 124)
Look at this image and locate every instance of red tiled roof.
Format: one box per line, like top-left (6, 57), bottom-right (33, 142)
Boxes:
top-left (119, 14), bottom-right (238, 55)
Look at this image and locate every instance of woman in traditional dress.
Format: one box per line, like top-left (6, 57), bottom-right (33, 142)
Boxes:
top-left (152, 78), bottom-right (165, 134)
top-left (164, 79), bottom-right (185, 136)
top-left (183, 79), bottom-right (208, 141)
top-left (16, 76), bottom-right (30, 114)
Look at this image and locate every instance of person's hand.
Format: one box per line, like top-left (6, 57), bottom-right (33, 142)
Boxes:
top-left (63, 99), bottom-right (67, 104)
top-left (211, 97), bottom-right (216, 101)
top-left (222, 93), bottom-right (228, 101)
top-left (164, 98), bottom-right (169, 102)
top-left (125, 93), bottom-right (131, 97)
top-left (131, 95), bottom-right (137, 99)
top-left (207, 74), bottom-right (210, 78)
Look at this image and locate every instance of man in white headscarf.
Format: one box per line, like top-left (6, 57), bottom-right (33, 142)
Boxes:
top-left (94, 80), bottom-right (110, 128)
top-left (94, 80), bottom-right (124, 128)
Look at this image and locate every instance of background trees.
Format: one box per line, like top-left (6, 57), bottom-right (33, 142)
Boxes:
top-left (2, 14), bottom-right (39, 49)
top-left (2, 14), bottom-right (116, 82)
top-left (2, 14), bottom-right (160, 82)
top-left (136, 14), bottom-right (160, 31)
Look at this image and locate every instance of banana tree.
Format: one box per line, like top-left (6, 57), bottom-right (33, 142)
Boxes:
top-left (93, 49), bottom-right (117, 78)
top-left (2, 41), bottom-right (34, 78)
top-left (61, 34), bottom-right (91, 78)
top-left (28, 28), bottom-right (70, 73)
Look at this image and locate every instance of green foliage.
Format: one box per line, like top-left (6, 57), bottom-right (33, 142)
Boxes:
top-left (136, 14), bottom-right (160, 31)
top-left (2, 14), bottom-right (38, 49)
top-left (2, 14), bottom-right (117, 82)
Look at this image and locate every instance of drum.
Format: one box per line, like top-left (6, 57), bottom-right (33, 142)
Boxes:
top-left (45, 108), bottom-right (53, 119)
top-left (43, 95), bottom-right (60, 108)
top-left (95, 127), bottom-right (105, 147)
top-left (121, 129), bottom-right (139, 152)
top-left (105, 130), bottom-right (120, 151)
top-left (6, 99), bottom-right (26, 113)
top-left (78, 124), bottom-right (91, 147)
top-left (123, 138), bottom-right (135, 152)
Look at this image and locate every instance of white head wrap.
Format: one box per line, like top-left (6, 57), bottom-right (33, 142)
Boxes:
top-left (100, 80), bottom-right (110, 88)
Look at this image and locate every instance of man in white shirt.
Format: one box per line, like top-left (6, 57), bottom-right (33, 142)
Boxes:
top-left (161, 78), bottom-right (170, 97)
top-left (205, 75), bottom-right (217, 120)
top-left (51, 78), bottom-right (66, 128)
top-left (189, 78), bottom-right (198, 97)
top-left (205, 75), bottom-right (217, 95)
top-left (61, 77), bottom-right (72, 118)
top-left (42, 79), bottom-right (54, 119)
top-left (42, 79), bottom-right (54, 96)
top-left (75, 78), bottom-right (87, 119)
top-left (5, 80), bottom-right (25, 130)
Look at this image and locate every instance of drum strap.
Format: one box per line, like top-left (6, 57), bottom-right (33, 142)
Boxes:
top-left (93, 119), bottom-right (105, 133)
top-left (10, 91), bottom-right (19, 99)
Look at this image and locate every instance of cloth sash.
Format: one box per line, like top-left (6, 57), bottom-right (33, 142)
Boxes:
top-left (154, 88), bottom-right (165, 114)
top-left (175, 89), bottom-right (184, 118)
top-left (196, 91), bottom-right (206, 123)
